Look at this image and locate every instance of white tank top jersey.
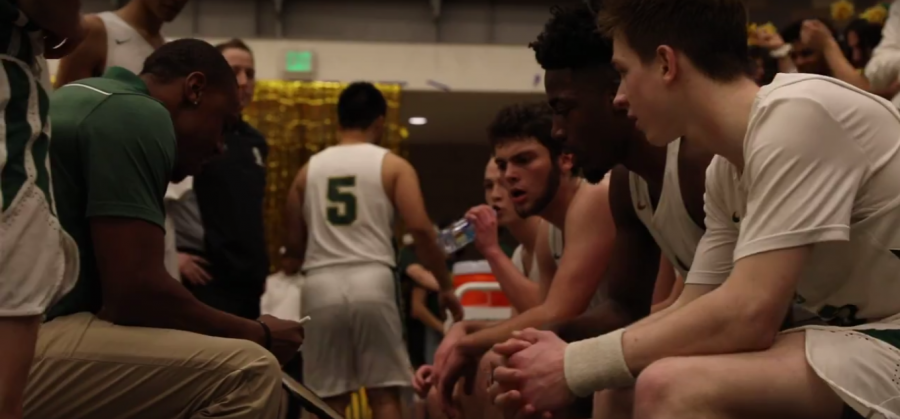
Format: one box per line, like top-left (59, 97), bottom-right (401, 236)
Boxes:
top-left (96, 12), bottom-right (155, 74)
top-left (302, 143), bottom-right (396, 271)
top-left (511, 244), bottom-right (541, 282)
top-left (628, 138), bottom-right (704, 278)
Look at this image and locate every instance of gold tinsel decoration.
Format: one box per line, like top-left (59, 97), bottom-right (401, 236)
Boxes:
top-left (242, 80), bottom-right (407, 273)
top-left (831, 0), bottom-right (857, 22)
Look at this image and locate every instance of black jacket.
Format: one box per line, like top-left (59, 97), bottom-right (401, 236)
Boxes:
top-left (193, 119), bottom-right (270, 295)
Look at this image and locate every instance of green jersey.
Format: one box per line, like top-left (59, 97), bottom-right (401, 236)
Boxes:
top-left (46, 67), bottom-right (176, 320)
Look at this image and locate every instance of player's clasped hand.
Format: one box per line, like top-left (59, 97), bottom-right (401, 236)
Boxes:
top-left (489, 328), bottom-right (576, 419)
top-left (259, 314), bottom-right (305, 365)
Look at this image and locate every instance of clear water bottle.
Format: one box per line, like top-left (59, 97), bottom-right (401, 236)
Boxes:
top-left (438, 218), bottom-right (477, 254)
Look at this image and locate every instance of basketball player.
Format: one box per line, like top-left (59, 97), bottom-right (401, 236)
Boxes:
top-left (54, 0), bottom-right (188, 85)
top-left (54, 0), bottom-right (189, 280)
top-left (1, 3), bottom-right (85, 419)
top-left (489, 1), bottom-right (900, 418)
top-left (283, 82), bottom-right (463, 419)
top-left (433, 102), bottom-right (623, 417)
top-left (413, 158), bottom-right (542, 419)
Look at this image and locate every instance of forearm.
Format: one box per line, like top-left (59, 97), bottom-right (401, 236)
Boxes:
top-left (461, 319), bottom-right (496, 333)
top-left (823, 42), bottom-right (870, 91)
top-left (550, 298), bottom-right (636, 343)
top-left (458, 304), bottom-right (556, 356)
top-left (17, 0), bottom-right (82, 38)
top-left (776, 56), bottom-right (797, 73)
top-left (105, 274), bottom-right (263, 344)
top-left (621, 289), bottom-right (775, 373)
top-left (483, 248), bottom-right (541, 312)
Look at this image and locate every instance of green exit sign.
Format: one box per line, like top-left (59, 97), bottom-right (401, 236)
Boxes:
top-left (285, 51), bottom-right (313, 73)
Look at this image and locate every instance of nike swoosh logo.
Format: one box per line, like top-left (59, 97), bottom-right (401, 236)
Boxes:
top-left (115, 39), bottom-right (130, 45)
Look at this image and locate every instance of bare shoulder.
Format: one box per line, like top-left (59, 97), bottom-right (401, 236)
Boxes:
top-left (382, 151), bottom-right (412, 171)
top-left (568, 177), bottom-right (612, 221)
top-left (80, 14), bottom-right (108, 48)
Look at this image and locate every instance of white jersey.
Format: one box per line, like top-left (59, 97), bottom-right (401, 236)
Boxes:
top-left (302, 143), bottom-right (395, 271)
top-left (688, 73), bottom-right (900, 325)
top-left (547, 216), bottom-right (610, 309)
top-left (511, 244), bottom-right (540, 282)
top-left (96, 12), bottom-right (155, 74)
top-left (629, 139), bottom-right (704, 278)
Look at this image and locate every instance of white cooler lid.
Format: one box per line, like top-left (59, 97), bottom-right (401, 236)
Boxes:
top-left (452, 260), bottom-right (492, 276)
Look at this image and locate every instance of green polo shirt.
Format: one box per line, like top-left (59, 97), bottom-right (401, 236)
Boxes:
top-left (46, 67), bottom-right (176, 321)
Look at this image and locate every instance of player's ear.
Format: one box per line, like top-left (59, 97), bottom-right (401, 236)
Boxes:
top-left (656, 45), bottom-right (678, 84)
top-left (559, 152), bottom-right (575, 175)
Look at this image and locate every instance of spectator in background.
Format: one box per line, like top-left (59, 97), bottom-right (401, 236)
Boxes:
top-left (54, 0), bottom-right (191, 281)
top-left (1, 2), bottom-right (85, 419)
top-left (747, 45), bottom-right (778, 85)
top-left (398, 229), bottom-right (455, 370)
top-left (781, 18), bottom-right (837, 75)
top-left (865, 0), bottom-right (900, 107)
top-left (846, 18), bottom-right (883, 68)
top-left (169, 38), bottom-right (270, 319)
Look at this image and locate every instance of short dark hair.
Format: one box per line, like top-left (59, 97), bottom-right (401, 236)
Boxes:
top-left (337, 82), bottom-right (387, 130)
top-left (487, 102), bottom-right (559, 158)
top-left (215, 38), bottom-right (253, 56)
top-left (598, 0), bottom-right (750, 81)
top-left (530, 4), bottom-right (613, 71)
top-left (141, 38), bottom-right (237, 90)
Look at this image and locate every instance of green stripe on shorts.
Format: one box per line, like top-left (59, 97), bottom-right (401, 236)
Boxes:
top-left (858, 329), bottom-right (900, 351)
top-left (1, 58), bottom-right (34, 211)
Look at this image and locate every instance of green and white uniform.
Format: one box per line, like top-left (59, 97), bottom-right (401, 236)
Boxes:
top-left (0, 0), bottom-right (79, 316)
top-left (690, 73), bottom-right (900, 418)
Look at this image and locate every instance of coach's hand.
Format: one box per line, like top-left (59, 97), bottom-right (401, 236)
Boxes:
top-left (179, 253), bottom-right (212, 285)
top-left (259, 314), bottom-right (305, 365)
top-left (466, 205), bottom-right (501, 257)
top-left (439, 290), bottom-right (464, 322)
top-left (490, 329), bottom-right (574, 416)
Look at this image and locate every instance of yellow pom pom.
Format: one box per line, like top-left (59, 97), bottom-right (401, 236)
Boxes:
top-left (831, 0), bottom-right (856, 22)
top-left (747, 23), bottom-right (759, 45)
top-left (860, 4), bottom-right (888, 25)
top-left (759, 22), bottom-right (778, 35)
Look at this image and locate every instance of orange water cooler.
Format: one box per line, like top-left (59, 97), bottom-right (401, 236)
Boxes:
top-left (448, 261), bottom-right (512, 326)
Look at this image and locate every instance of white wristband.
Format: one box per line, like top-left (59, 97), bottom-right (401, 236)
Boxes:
top-left (563, 328), bottom-right (635, 397)
top-left (770, 44), bottom-right (792, 59)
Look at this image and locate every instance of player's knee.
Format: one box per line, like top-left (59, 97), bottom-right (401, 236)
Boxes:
top-left (633, 357), bottom-right (697, 416)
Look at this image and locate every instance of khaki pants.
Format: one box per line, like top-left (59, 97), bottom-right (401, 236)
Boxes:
top-left (23, 313), bottom-right (283, 419)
